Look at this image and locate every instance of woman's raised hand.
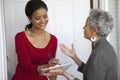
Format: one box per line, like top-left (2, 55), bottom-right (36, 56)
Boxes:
top-left (59, 43), bottom-right (76, 58)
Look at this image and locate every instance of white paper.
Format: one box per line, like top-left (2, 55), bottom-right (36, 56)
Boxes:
top-left (41, 63), bottom-right (73, 73)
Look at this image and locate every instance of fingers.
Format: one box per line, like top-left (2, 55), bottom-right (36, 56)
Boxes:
top-left (71, 43), bottom-right (75, 50)
top-left (60, 43), bottom-right (73, 51)
top-left (61, 43), bottom-right (67, 49)
top-left (59, 43), bottom-right (76, 58)
top-left (52, 58), bottom-right (60, 64)
top-left (59, 44), bottom-right (65, 52)
top-left (42, 72), bottom-right (52, 76)
top-left (59, 43), bottom-right (70, 55)
top-left (42, 69), bottom-right (62, 76)
top-left (60, 43), bottom-right (69, 54)
top-left (60, 43), bottom-right (66, 49)
top-left (49, 69), bottom-right (63, 75)
top-left (49, 58), bottom-right (60, 66)
top-left (42, 68), bottom-right (64, 76)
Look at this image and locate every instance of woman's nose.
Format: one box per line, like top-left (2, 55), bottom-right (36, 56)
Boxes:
top-left (40, 17), bottom-right (45, 23)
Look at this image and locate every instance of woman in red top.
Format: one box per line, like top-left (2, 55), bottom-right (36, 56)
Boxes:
top-left (12, 0), bottom-right (58, 80)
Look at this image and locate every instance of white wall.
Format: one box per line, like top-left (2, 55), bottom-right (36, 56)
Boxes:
top-left (4, 0), bottom-right (90, 80)
top-left (108, 0), bottom-right (118, 56)
top-left (108, 0), bottom-right (120, 79)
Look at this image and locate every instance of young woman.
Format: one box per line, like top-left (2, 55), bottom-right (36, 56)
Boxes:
top-left (12, 0), bottom-right (59, 80)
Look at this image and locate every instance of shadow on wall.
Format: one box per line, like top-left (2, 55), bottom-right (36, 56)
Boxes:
top-left (7, 51), bottom-right (17, 80)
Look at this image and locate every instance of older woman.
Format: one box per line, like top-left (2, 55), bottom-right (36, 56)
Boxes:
top-left (48, 8), bottom-right (118, 80)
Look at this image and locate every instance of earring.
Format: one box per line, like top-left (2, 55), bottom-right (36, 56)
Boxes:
top-left (91, 36), bottom-right (96, 42)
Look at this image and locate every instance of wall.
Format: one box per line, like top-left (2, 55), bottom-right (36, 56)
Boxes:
top-left (117, 0), bottom-right (120, 79)
top-left (4, 0), bottom-right (90, 80)
top-left (108, 0), bottom-right (118, 57)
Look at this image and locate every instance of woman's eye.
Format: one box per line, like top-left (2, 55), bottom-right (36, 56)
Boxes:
top-left (44, 16), bottom-right (48, 18)
top-left (35, 17), bottom-right (40, 20)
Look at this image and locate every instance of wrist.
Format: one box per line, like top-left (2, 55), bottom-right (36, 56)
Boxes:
top-left (71, 54), bottom-right (77, 59)
top-left (72, 55), bottom-right (82, 66)
top-left (67, 75), bottom-right (74, 80)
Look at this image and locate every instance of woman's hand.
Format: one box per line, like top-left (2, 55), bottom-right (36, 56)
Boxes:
top-left (60, 43), bottom-right (76, 58)
top-left (48, 58), bottom-right (60, 67)
top-left (49, 69), bottom-right (64, 76)
top-left (37, 58), bottom-right (59, 75)
top-left (60, 43), bottom-right (82, 66)
top-left (41, 68), bottom-right (66, 76)
top-left (41, 68), bottom-right (74, 80)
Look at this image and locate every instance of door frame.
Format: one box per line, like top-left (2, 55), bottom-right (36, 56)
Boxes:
top-left (0, 0), bottom-right (8, 80)
top-left (92, 0), bottom-right (108, 10)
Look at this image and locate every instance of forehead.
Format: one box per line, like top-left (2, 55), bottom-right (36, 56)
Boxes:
top-left (86, 17), bottom-right (90, 21)
top-left (85, 18), bottom-right (90, 24)
top-left (32, 8), bottom-right (47, 16)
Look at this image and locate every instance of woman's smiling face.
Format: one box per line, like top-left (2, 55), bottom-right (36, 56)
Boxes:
top-left (30, 8), bottom-right (48, 30)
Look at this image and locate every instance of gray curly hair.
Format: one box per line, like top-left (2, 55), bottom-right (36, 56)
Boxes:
top-left (88, 8), bottom-right (113, 37)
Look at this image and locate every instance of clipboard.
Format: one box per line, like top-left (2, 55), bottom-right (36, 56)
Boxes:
top-left (41, 63), bottom-right (73, 73)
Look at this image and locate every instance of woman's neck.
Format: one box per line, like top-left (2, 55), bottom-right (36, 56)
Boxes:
top-left (28, 28), bottom-right (46, 37)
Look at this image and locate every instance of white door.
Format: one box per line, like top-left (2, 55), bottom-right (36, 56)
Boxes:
top-left (4, 0), bottom-right (90, 80)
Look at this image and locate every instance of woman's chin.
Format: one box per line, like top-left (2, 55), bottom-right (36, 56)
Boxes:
top-left (39, 27), bottom-right (46, 30)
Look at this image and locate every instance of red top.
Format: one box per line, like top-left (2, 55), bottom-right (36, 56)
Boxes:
top-left (12, 31), bottom-right (57, 80)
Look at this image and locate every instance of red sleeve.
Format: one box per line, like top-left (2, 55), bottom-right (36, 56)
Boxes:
top-left (15, 33), bottom-right (38, 74)
top-left (51, 35), bottom-right (58, 57)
